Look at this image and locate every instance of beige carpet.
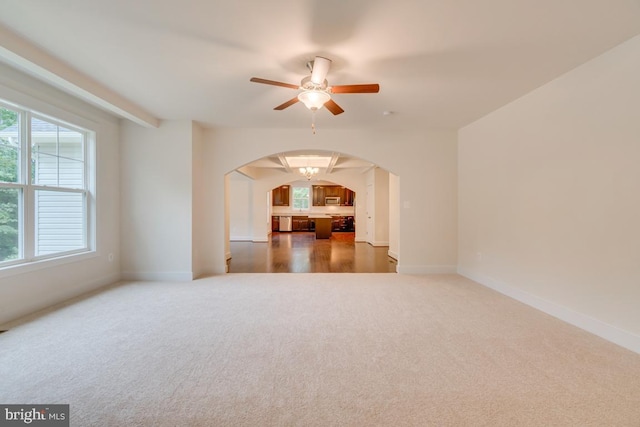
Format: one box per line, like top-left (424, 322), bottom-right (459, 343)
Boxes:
top-left (1, 274), bottom-right (639, 426)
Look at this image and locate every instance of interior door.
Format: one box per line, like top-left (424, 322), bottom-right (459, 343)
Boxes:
top-left (366, 183), bottom-right (374, 244)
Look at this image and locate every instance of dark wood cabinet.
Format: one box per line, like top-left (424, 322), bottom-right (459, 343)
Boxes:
top-left (312, 185), bottom-right (355, 206)
top-left (331, 215), bottom-right (355, 232)
top-left (343, 188), bottom-right (355, 206)
top-left (331, 216), bottom-right (341, 231)
top-left (278, 215), bottom-right (352, 232)
top-left (324, 186), bottom-right (341, 198)
top-left (312, 186), bottom-right (325, 206)
top-left (272, 185), bottom-right (290, 206)
top-left (343, 216), bottom-right (354, 231)
top-left (292, 216), bottom-right (310, 231)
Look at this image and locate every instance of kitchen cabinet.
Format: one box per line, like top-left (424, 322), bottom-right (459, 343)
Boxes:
top-left (292, 216), bottom-right (310, 231)
top-left (331, 216), bottom-right (355, 232)
top-left (331, 216), bottom-right (341, 231)
top-left (312, 185), bottom-right (355, 206)
top-left (272, 185), bottom-right (290, 206)
top-left (324, 186), bottom-right (342, 198)
top-left (271, 216), bottom-right (280, 232)
top-left (312, 186), bottom-right (325, 206)
top-left (343, 189), bottom-right (355, 206)
top-left (342, 216), bottom-right (355, 231)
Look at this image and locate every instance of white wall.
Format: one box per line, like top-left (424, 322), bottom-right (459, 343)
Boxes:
top-left (203, 127), bottom-right (458, 274)
top-left (191, 121), bottom-right (206, 278)
top-left (458, 35), bottom-right (640, 353)
top-left (0, 63), bottom-right (120, 325)
top-left (388, 173), bottom-right (400, 260)
top-left (373, 168), bottom-right (390, 246)
top-left (228, 172), bottom-right (254, 241)
top-left (120, 120), bottom-right (195, 281)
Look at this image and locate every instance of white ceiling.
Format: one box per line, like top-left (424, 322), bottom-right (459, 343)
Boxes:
top-left (1, 0), bottom-right (639, 132)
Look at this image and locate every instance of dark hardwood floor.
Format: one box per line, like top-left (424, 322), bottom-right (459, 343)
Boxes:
top-left (227, 232), bottom-right (397, 273)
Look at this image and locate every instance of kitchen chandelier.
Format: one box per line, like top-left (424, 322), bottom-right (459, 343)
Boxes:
top-left (299, 166), bottom-right (319, 180)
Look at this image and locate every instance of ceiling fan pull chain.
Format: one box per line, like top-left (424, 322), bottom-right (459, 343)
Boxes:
top-left (311, 110), bottom-right (316, 134)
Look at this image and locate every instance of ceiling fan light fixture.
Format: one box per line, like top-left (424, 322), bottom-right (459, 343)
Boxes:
top-left (297, 90), bottom-right (331, 111)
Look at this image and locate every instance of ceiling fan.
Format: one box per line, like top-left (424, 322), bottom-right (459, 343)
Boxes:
top-left (250, 56), bottom-right (380, 116)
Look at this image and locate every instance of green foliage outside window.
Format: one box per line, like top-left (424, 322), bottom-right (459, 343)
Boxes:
top-left (0, 107), bottom-right (19, 261)
top-left (292, 187), bottom-right (310, 209)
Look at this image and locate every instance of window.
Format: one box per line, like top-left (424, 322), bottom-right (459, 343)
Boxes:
top-left (0, 100), bottom-right (93, 266)
top-left (292, 186), bottom-right (310, 210)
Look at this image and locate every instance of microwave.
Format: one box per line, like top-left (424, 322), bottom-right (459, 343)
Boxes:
top-left (325, 196), bottom-right (341, 205)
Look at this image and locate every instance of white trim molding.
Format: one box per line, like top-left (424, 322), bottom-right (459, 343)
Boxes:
top-left (397, 265), bottom-right (457, 274)
top-left (458, 268), bottom-right (640, 355)
top-left (229, 236), bottom-right (253, 242)
top-left (121, 271), bottom-right (194, 282)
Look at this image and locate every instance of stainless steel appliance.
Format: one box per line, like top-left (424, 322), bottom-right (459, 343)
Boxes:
top-left (279, 215), bottom-right (292, 231)
top-left (325, 196), bottom-right (340, 205)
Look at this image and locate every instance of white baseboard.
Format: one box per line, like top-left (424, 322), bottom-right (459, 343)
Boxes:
top-left (369, 240), bottom-right (389, 247)
top-left (457, 268), bottom-right (640, 355)
top-left (120, 271), bottom-right (194, 282)
top-left (397, 265), bottom-right (457, 274)
top-left (230, 236), bottom-right (253, 241)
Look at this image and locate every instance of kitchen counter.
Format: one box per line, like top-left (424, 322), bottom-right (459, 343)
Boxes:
top-left (275, 212), bottom-right (354, 216)
top-left (272, 214), bottom-right (355, 233)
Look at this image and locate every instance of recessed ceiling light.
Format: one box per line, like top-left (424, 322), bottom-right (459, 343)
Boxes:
top-left (382, 111), bottom-right (394, 116)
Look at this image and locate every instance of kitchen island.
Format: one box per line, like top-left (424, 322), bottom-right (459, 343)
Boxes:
top-left (308, 215), bottom-right (332, 239)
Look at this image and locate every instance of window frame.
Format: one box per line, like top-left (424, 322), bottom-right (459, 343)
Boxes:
top-left (292, 185), bottom-right (311, 210)
top-left (0, 99), bottom-right (95, 268)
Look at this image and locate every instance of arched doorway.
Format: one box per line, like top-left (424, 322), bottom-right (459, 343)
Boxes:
top-left (225, 150), bottom-right (399, 272)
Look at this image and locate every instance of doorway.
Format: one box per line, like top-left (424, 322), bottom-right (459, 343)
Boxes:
top-left (226, 150), bottom-right (399, 273)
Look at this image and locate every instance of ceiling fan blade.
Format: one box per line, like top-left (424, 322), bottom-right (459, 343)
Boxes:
top-left (274, 97), bottom-right (300, 110)
top-left (330, 84), bottom-right (380, 94)
top-left (310, 56), bottom-right (331, 85)
top-left (324, 99), bottom-right (344, 115)
top-left (250, 77), bottom-right (300, 90)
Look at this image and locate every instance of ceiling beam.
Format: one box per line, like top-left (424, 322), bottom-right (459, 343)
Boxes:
top-left (326, 152), bottom-right (340, 174)
top-left (277, 154), bottom-right (293, 173)
top-left (0, 24), bottom-right (160, 128)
